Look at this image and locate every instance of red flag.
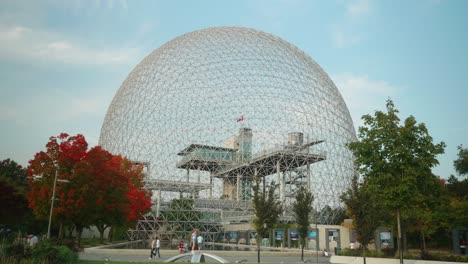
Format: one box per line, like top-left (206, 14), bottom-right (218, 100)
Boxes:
top-left (237, 115), bottom-right (245, 122)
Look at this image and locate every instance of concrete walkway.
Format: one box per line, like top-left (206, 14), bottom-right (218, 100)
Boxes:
top-left (80, 248), bottom-right (332, 263)
top-left (80, 249), bottom-right (466, 264)
top-left (330, 256), bottom-right (464, 264)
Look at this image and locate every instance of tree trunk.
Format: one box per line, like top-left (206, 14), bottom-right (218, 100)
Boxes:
top-left (397, 209), bottom-right (403, 264)
top-left (58, 223), bottom-right (64, 240)
top-left (301, 242), bottom-right (304, 261)
top-left (76, 226), bottom-right (83, 248)
top-left (257, 240), bottom-right (260, 263)
top-left (108, 226), bottom-right (114, 243)
top-left (96, 224), bottom-right (108, 244)
top-left (403, 228), bottom-right (408, 252)
top-left (421, 231), bottom-right (427, 253)
top-left (68, 226), bottom-right (74, 238)
top-left (363, 246), bottom-right (367, 264)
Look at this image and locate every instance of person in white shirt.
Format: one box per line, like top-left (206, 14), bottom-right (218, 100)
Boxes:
top-left (191, 230), bottom-right (197, 253)
top-left (27, 234), bottom-right (38, 247)
top-left (149, 237), bottom-right (156, 259)
top-left (155, 237), bottom-right (161, 258)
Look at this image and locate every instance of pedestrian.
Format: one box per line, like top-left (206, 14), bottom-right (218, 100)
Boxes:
top-left (197, 234), bottom-right (203, 252)
top-left (149, 237), bottom-right (156, 259)
top-left (191, 229), bottom-right (197, 253)
top-left (178, 240), bottom-right (185, 253)
top-left (155, 237), bottom-right (161, 258)
top-left (29, 234), bottom-right (38, 247)
top-left (460, 238), bottom-right (466, 255)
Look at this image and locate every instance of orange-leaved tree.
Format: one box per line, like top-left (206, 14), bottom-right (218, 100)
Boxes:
top-left (74, 147), bottom-right (151, 244)
top-left (27, 133), bottom-right (151, 246)
top-left (27, 133), bottom-right (88, 237)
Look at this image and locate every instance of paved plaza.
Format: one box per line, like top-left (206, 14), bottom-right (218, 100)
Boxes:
top-left (80, 248), bottom-right (465, 264)
top-left (80, 248), bottom-right (332, 263)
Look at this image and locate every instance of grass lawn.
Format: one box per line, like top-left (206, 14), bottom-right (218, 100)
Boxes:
top-left (79, 261), bottom-right (165, 264)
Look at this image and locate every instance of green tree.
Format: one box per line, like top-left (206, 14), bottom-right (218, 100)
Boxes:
top-left (160, 197), bottom-right (202, 238)
top-left (340, 175), bottom-right (381, 264)
top-left (0, 159), bottom-right (27, 185)
top-left (292, 186), bottom-right (313, 261)
top-left (446, 175), bottom-right (468, 229)
top-left (0, 159), bottom-right (30, 228)
top-left (447, 175), bottom-right (468, 199)
top-left (401, 174), bottom-right (449, 254)
top-left (252, 177), bottom-right (282, 263)
top-left (348, 99), bottom-right (445, 263)
top-left (454, 145), bottom-right (468, 176)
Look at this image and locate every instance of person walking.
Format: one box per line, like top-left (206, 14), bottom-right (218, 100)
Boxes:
top-left (197, 234), bottom-right (203, 253)
top-left (149, 237), bottom-right (156, 259)
top-left (191, 229), bottom-right (197, 253)
top-left (460, 238), bottom-right (466, 255)
top-left (155, 237), bottom-right (161, 258)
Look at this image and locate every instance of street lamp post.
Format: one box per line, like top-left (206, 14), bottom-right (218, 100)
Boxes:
top-left (316, 221), bottom-right (319, 264)
top-left (46, 166), bottom-right (69, 239)
top-left (47, 168), bottom-right (59, 239)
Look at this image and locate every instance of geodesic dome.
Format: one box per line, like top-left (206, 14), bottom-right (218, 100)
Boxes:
top-left (99, 27), bottom-right (356, 227)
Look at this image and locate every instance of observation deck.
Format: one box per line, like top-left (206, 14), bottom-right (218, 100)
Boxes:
top-left (214, 140), bottom-right (326, 179)
top-left (176, 144), bottom-right (236, 172)
top-left (143, 178), bottom-right (211, 193)
top-left (175, 140), bottom-right (326, 179)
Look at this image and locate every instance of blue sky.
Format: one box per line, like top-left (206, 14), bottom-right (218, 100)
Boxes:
top-left (0, 0), bottom-right (466, 178)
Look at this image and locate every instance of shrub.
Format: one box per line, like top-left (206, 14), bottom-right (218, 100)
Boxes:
top-left (382, 247), bottom-right (396, 257)
top-left (63, 239), bottom-right (79, 252)
top-left (2, 241), bottom-right (31, 261)
top-left (341, 248), bottom-right (385, 258)
top-left (31, 240), bottom-right (78, 264)
top-left (366, 249), bottom-right (384, 258)
top-left (341, 248), bottom-right (361, 256)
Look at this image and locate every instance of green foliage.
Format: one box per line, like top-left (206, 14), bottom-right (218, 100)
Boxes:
top-left (401, 174), bottom-right (450, 244)
top-left (348, 99), bottom-right (445, 211)
top-left (341, 248), bottom-right (385, 258)
top-left (348, 99), bottom-right (445, 255)
top-left (454, 145), bottom-right (468, 176)
top-left (447, 175), bottom-right (468, 199)
top-left (292, 186), bottom-right (313, 260)
top-left (160, 197), bottom-right (202, 237)
top-left (0, 176), bottom-right (30, 226)
top-left (252, 178), bottom-right (282, 241)
top-left (31, 239), bottom-right (78, 264)
top-left (0, 159), bottom-right (28, 186)
top-left (340, 175), bottom-right (381, 251)
top-left (0, 159), bottom-right (30, 227)
top-left (2, 240), bottom-right (32, 261)
top-left (441, 175), bottom-right (468, 238)
top-left (78, 261), bottom-right (166, 264)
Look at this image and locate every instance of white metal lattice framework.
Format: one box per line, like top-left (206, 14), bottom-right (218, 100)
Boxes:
top-left (99, 27), bottom-right (356, 240)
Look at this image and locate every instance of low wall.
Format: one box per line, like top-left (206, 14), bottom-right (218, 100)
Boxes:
top-left (330, 256), bottom-right (462, 264)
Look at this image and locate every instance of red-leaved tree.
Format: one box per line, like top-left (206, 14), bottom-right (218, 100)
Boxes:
top-left (27, 133), bottom-right (88, 237)
top-left (27, 134), bottom-right (151, 246)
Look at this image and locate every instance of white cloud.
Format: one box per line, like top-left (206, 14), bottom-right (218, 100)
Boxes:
top-left (331, 0), bottom-right (373, 48)
top-left (253, 0), bottom-right (309, 19)
top-left (347, 0), bottom-right (371, 19)
top-left (331, 73), bottom-right (398, 128)
top-left (0, 23), bottom-right (140, 65)
top-left (332, 27), bottom-right (361, 48)
top-left (249, 0), bottom-right (311, 32)
top-left (0, 91), bottom-right (111, 127)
